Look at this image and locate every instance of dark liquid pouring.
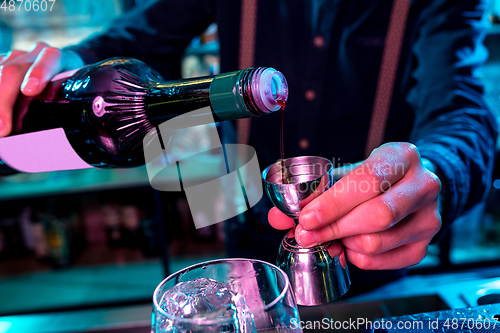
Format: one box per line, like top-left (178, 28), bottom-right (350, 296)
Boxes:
top-left (277, 99), bottom-right (286, 184)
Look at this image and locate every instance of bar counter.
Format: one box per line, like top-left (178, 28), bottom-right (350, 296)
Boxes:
top-left (3, 266), bottom-right (500, 332)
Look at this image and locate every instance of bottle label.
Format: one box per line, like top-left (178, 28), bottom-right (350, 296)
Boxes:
top-left (0, 128), bottom-right (93, 173)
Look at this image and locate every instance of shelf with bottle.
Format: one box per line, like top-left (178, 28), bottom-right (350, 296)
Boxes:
top-left (0, 187), bottom-right (227, 316)
top-left (0, 189), bottom-right (160, 272)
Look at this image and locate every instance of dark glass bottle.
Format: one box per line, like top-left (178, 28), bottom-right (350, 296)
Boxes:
top-left (1, 57), bottom-right (288, 174)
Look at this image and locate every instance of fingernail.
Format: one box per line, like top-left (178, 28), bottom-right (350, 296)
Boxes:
top-left (300, 210), bottom-right (322, 230)
top-left (296, 225), bottom-right (317, 248)
top-left (21, 77), bottom-right (39, 94)
top-left (0, 118), bottom-right (4, 132)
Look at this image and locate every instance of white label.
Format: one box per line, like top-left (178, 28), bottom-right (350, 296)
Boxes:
top-left (0, 128), bottom-right (93, 173)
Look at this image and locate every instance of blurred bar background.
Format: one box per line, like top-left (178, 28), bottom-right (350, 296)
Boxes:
top-left (0, 0), bottom-right (224, 317)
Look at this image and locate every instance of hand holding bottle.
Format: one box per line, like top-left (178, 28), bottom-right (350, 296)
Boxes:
top-left (0, 42), bottom-right (85, 137)
top-left (0, 56), bottom-right (287, 173)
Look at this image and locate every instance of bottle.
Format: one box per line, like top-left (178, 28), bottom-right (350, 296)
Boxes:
top-left (0, 57), bottom-right (288, 174)
top-left (42, 198), bottom-right (76, 268)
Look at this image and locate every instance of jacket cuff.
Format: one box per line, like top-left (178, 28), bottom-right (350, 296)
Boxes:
top-left (61, 45), bottom-right (101, 65)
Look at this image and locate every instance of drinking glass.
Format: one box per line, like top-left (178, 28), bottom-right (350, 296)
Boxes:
top-left (152, 258), bottom-right (302, 332)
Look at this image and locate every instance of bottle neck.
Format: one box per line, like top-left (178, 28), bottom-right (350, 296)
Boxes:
top-left (145, 76), bottom-right (216, 128)
top-left (144, 67), bottom-right (288, 128)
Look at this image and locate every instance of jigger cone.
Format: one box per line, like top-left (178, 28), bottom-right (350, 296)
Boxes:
top-left (262, 156), bottom-right (351, 306)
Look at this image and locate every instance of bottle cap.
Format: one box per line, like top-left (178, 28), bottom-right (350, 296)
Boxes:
top-left (251, 67), bottom-right (288, 113)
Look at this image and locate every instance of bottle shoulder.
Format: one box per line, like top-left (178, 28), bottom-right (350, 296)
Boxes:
top-left (59, 58), bottom-right (163, 99)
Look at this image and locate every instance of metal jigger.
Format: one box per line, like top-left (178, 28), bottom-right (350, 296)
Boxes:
top-left (262, 156), bottom-right (351, 306)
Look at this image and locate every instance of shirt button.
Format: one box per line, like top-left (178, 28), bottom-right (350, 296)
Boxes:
top-left (305, 89), bottom-right (316, 101)
top-left (299, 139), bottom-right (310, 150)
top-left (313, 36), bottom-right (325, 48)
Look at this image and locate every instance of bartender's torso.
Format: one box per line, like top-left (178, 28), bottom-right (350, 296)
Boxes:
top-left (214, 0), bottom-right (426, 168)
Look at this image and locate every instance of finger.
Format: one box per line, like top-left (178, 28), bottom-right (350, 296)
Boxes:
top-left (0, 50), bottom-right (26, 66)
top-left (268, 207), bottom-right (295, 230)
top-left (325, 240), bottom-right (345, 258)
top-left (294, 168), bottom-right (440, 247)
top-left (21, 46), bottom-right (63, 96)
top-left (5, 42), bottom-right (49, 65)
top-left (332, 160), bottom-right (363, 181)
top-left (0, 42), bottom-right (49, 136)
top-left (299, 143), bottom-right (420, 231)
top-left (341, 205), bottom-right (441, 255)
top-left (0, 63), bottom-right (31, 137)
top-left (0, 66), bottom-right (24, 137)
top-left (345, 239), bottom-right (430, 270)
top-left (326, 241), bottom-right (348, 269)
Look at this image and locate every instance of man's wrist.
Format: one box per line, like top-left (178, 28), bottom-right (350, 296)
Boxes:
top-left (61, 50), bottom-right (86, 69)
top-left (422, 157), bottom-right (447, 216)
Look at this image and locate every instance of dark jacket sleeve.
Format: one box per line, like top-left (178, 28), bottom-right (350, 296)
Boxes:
top-left (407, 0), bottom-right (498, 238)
top-left (63, 0), bottom-right (215, 80)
